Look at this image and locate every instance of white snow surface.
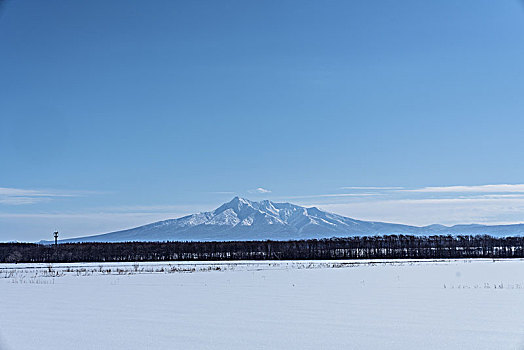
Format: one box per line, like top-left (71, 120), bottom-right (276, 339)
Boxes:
top-left (2, 259), bottom-right (524, 349)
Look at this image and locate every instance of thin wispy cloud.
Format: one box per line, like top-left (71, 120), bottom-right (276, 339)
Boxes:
top-left (0, 211), bottom-right (187, 220)
top-left (96, 203), bottom-right (212, 215)
top-left (0, 211), bottom-right (189, 242)
top-left (285, 193), bottom-right (377, 200)
top-left (290, 184), bottom-right (524, 226)
top-left (0, 187), bottom-right (74, 197)
top-left (340, 186), bottom-right (405, 190)
top-left (0, 187), bottom-right (98, 205)
top-left (0, 203), bottom-right (214, 241)
top-left (248, 187), bottom-right (272, 194)
top-left (340, 184), bottom-right (524, 194)
top-left (0, 202), bottom-right (213, 220)
top-left (404, 184), bottom-right (524, 193)
top-left (0, 197), bottom-right (51, 205)
top-left (312, 195), bottom-right (524, 226)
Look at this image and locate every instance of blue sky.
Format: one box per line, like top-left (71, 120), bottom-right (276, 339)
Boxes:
top-left (2, 0), bottom-right (524, 241)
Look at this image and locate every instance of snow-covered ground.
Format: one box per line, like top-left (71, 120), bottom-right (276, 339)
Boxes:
top-left (1, 259), bottom-right (524, 349)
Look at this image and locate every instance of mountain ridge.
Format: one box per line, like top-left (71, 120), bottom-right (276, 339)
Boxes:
top-left (43, 197), bottom-right (524, 243)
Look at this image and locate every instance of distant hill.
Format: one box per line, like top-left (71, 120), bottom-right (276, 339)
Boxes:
top-left (42, 197), bottom-right (524, 243)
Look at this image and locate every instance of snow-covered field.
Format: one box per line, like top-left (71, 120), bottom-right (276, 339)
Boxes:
top-left (1, 259), bottom-right (524, 349)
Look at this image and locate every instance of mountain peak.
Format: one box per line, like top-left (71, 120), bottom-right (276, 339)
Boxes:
top-left (214, 196), bottom-right (254, 215)
top-left (231, 196), bottom-right (251, 204)
top-left (228, 196), bottom-right (254, 207)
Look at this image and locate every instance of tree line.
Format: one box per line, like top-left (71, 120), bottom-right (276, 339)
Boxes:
top-left (2, 235), bottom-right (524, 263)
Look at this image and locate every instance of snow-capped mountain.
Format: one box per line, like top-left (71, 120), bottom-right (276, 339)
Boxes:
top-left (49, 197), bottom-right (524, 243)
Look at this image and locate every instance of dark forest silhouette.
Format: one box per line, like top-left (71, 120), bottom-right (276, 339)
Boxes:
top-left (2, 235), bottom-right (524, 263)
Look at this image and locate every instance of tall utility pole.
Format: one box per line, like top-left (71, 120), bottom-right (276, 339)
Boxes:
top-left (54, 231), bottom-right (59, 245)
